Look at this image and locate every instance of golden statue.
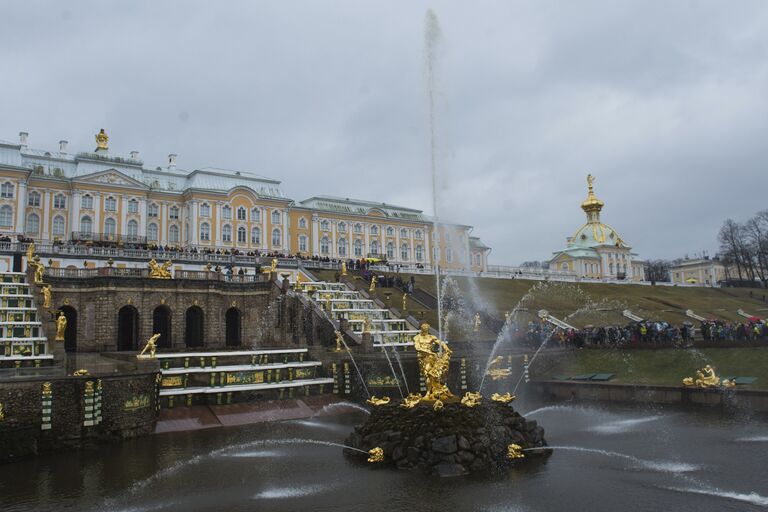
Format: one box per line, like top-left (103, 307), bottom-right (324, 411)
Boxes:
top-left (341, 261), bottom-right (347, 276)
top-left (366, 396), bottom-right (391, 407)
top-left (42, 382), bottom-right (52, 393)
top-left (402, 293), bottom-right (408, 311)
top-left (325, 293), bottom-right (332, 311)
top-left (461, 391), bottom-right (482, 408)
top-left (334, 330), bottom-right (344, 352)
top-left (413, 322), bottom-right (453, 401)
top-left (26, 243), bottom-right (35, 263)
top-left (587, 173), bottom-right (595, 191)
top-left (491, 392), bottom-right (516, 403)
top-left (486, 356), bottom-right (512, 380)
top-left (369, 275), bottom-right (377, 293)
top-left (362, 316), bottom-right (373, 334)
top-left (42, 285), bottom-right (52, 309)
top-left (507, 444), bottom-right (525, 459)
top-left (367, 447), bottom-right (384, 463)
top-left (72, 369), bottom-right (90, 376)
top-left (148, 258), bottom-right (172, 279)
top-left (474, 313), bottom-right (481, 332)
top-left (271, 258), bottom-right (278, 272)
top-left (138, 333), bottom-right (161, 359)
top-left (55, 311), bottom-right (67, 341)
top-left (296, 273), bottom-right (304, 287)
top-left (95, 128), bottom-right (109, 150)
top-left (682, 365), bottom-right (735, 388)
top-left (34, 258), bottom-right (45, 284)
top-left (0, 403), bottom-right (5, 422)
top-left (433, 399), bottom-right (444, 411)
top-left (400, 393), bottom-right (421, 409)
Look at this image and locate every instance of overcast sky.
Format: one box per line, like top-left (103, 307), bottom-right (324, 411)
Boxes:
top-left (2, 1), bottom-right (767, 264)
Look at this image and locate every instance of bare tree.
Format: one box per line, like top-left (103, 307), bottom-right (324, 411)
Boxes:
top-left (644, 259), bottom-right (671, 284)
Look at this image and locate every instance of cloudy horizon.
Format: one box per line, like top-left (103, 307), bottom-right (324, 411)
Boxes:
top-left (2, 1), bottom-right (767, 265)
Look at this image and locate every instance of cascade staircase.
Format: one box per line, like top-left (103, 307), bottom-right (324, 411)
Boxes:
top-left (0, 272), bottom-right (53, 368)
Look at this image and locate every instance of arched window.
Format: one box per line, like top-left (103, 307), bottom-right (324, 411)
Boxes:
top-left (104, 218), bottom-right (117, 237)
top-left (320, 220), bottom-right (329, 231)
top-left (415, 230), bottom-right (423, 240)
top-left (370, 225), bottom-right (379, 235)
top-left (52, 215), bottom-right (66, 237)
top-left (299, 235), bottom-right (308, 252)
top-left (400, 228), bottom-right (408, 238)
top-left (609, 263), bottom-right (614, 274)
top-left (222, 224), bottom-right (232, 242)
top-left (354, 223), bottom-right (362, 234)
top-left (26, 213), bottom-right (39, 234)
top-left (386, 226), bottom-right (394, 236)
top-left (0, 182), bottom-right (14, 199)
top-left (148, 223), bottom-right (159, 241)
top-left (169, 206), bottom-right (179, 219)
top-left (320, 236), bottom-right (330, 255)
top-left (148, 203), bottom-right (159, 217)
top-left (127, 198), bottom-right (138, 213)
top-left (27, 191), bottom-right (41, 207)
top-left (81, 194), bottom-right (93, 210)
top-left (237, 226), bottom-right (246, 243)
top-left (386, 242), bottom-right (394, 259)
top-left (251, 208), bottom-right (260, 222)
top-left (271, 228), bottom-right (281, 247)
top-left (415, 245), bottom-right (424, 261)
top-left (0, 205), bottom-right (12, 228)
top-left (80, 215), bottom-right (93, 234)
top-left (169, 224), bottom-right (180, 243)
top-left (236, 207), bottom-right (246, 221)
top-left (338, 222), bottom-right (346, 233)
top-left (271, 210), bottom-right (281, 225)
top-left (338, 237), bottom-right (347, 256)
top-left (354, 239), bottom-right (362, 257)
top-left (370, 240), bottom-right (379, 256)
top-left (446, 247), bottom-right (453, 263)
top-left (251, 227), bottom-right (261, 245)
top-left (200, 203), bottom-right (210, 217)
top-left (200, 222), bottom-right (210, 241)
top-left (127, 219), bottom-right (138, 238)
top-left (298, 217), bottom-right (307, 229)
top-left (222, 205), bottom-right (232, 220)
top-left (401, 242), bottom-right (409, 260)
top-left (54, 194), bottom-right (66, 209)
top-left (105, 196), bottom-right (117, 211)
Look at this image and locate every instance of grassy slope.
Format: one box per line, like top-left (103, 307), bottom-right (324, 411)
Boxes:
top-left (541, 347), bottom-right (768, 389)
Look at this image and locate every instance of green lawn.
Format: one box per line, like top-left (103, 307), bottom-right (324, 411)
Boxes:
top-left (541, 347), bottom-right (768, 389)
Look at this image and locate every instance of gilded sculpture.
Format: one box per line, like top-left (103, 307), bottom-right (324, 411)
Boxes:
top-left (296, 273), bottom-right (304, 287)
top-left (148, 258), bottom-right (173, 279)
top-left (413, 322), bottom-right (453, 401)
top-left (95, 128), bottom-right (109, 150)
top-left (33, 257), bottom-right (45, 284)
top-left (55, 311), bottom-right (67, 341)
top-left (362, 316), bottom-right (373, 334)
top-left (369, 275), bottom-right (377, 293)
top-left (486, 356), bottom-right (512, 380)
top-left (460, 391), bottom-right (482, 408)
top-left (72, 369), bottom-right (90, 376)
top-left (491, 392), bottom-right (516, 403)
top-left (682, 365), bottom-right (736, 388)
top-left (0, 403), bottom-right (5, 422)
top-left (341, 261), bottom-right (347, 276)
top-left (334, 330), bottom-right (344, 352)
top-left (402, 293), bottom-right (408, 311)
top-left (399, 393), bottom-right (421, 409)
top-left (42, 285), bottom-right (52, 309)
top-left (366, 396), bottom-right (391, 407)
top-left (367, 447), bottom-right (384, 463)
top-left (25, 243), bottom-right (35, 263)
top-left (507, 444), bottom-right (525, 459)
top-left (138, 333), bottom-right (161, 359)
top-left (271, 258), bottom-right (278, 272)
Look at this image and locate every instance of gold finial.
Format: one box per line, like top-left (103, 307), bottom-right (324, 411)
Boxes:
top-left (581, 174), bottom-right (604, 218)
top-left (95, 128), bottom-right (109, 150)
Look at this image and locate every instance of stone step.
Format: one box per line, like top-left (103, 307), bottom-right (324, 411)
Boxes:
top-left (159, 377), bottom-right (334, 396)
top-left (161, 361), bottom-right (322, 375)
top-left (154, 348), bottom-right (309, 359)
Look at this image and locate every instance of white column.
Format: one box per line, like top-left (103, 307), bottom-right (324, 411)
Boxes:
top-left (261, 208), bottom-right (267, 251)
top-left (395, 227), bottom-right (401, 263)
top-left (364, 223), bottom-right (370, 258)
top-left (70, 191), bottom-right (81, 236)
top-left (283, 208), bottom-right (290, 252)
top-left (42, 191), bottom-right (50, 240)
top-left (424, 225), bottom-right (432, 269)
top-left (331, 221), bottom-right (337, 258)
top-left (189, 201), bottom-right (198, 245)
top-left (93, 194), bottom-right (101, 235)
top-left (311, 214), bottom-right (319, 256)
top-left (137, 199), bottom-right (146, 237)
top-left (15, 181), bottom-right (27, 233)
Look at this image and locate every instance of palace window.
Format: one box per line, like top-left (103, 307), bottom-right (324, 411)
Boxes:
top-left (400, 228), bottom-right (408, 238)
top-left (320, 220), bottom-right (330, 231)
top-left (251, 227), bottom-right (261, 245)
top-left (386, 242), bottom-right (394, 259)
top-left (148, 223), bottom-right (159, 241)
top-left (200, 222), bottom-right (210, 241)
top-left (338, 222), bottom-right (346, 233)
top-left (386, 226), bottom-right (394, 237)
top-left (52, 215), bottom-right (66, 237)
top-left (81, 194), bottom-right (93, 210)
top-left (54, 194), bottom-right (66, 209)
top-left (298, 217), bottom-right (307, 229)
top-left (80, 216), bottom-right (93, 234)
top-left (370, 240), bottom-right (379, 255)
top-left (415, 230), bottom-right (423, 240)
top-left (127, 198), bottom-right (138, 213)
top-left (415, 245), bottom-right (424, 261)
top-left (27, 191), bottom-right (41, 207)
top-left (321, 236), bottom-right (330, 255)
top-left (237, 207), bottom-right (246, 221)
top-left (446, 247), bottom-right (453, 263)
top-left (26, 213), bottom-right (40, 235)
top-left (237, 226), bottom-right (246, 243)
top-left (338, 237), bottom-right (347, 256)
top-left (0, 182), bottom-right (14, 199)
top-left (445, 233), bottom-right (451, 244)
top-left (401, 242), bottom-right (409, 260)
top-left (104, 218), bottom-right (117, 237)
top-left (354, 223), bottom-right (362, 234)
top-left (271, 228), bottom-right (281, 247)
top-left (223, 224), bottom-right (232, 242)
top-left (370, 225), bottom-right (379, 236)
top-left (148, 203), bottom-right (159, 217)
top-left (271, 210), bottom-right (281, 225)
top-left (222, 205), bottom-right (232, 220)
top-left (251, 208), bottom-right (261, 222)
top-left (561, 262), bottom-right (568, 271)
top-left (0, 205), bottom-right (12, 228)
top-left (200, 203), bottom-right (210, 217)
top-left (169, 225), bottom-right (180, 243)
top-left (354, 239), bottom-right (362, 257)
top-left (105, 196), bottom-right (117, 211)
top-left (127, 220), bottom-right (138, 238)
top-left (299, 235), bottom-right (308, 252)
top-left (169, 206), bottom-right (179, 219)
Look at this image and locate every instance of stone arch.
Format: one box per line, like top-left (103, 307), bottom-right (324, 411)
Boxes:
top-left (60, 305), bottom-right (78, 353)
top-left (185, 306), bottom-right (204, 348)
top-left (117, 305), bottom-right (139, 351)
top-left (225, 307), bottom-right (242, 347)
top-left (152, 305), bottom-right (172, 348)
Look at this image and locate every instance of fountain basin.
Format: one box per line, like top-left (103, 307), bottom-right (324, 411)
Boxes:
top-left (345, 400), bottom-right (551, 476)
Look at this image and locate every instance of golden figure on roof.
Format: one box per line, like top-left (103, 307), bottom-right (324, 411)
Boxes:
top-left (95, 128), bottom-right (109, 150)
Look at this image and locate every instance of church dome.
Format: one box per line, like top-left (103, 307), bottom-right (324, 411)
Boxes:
top-left (570, 222), bottom-right (626, 248)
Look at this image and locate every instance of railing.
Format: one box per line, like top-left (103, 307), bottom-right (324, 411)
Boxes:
top-left (70, 231), bottom-right (148, 245)
top-left (45, 267), bottom-right (150, 279)
top-left (174, 270), bottom-right (267, 282)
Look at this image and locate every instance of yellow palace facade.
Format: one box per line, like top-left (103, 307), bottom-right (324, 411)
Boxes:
top-left (0, 130), bottom-right (490, 272)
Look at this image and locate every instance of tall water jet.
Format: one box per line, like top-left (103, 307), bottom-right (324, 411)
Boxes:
top-left (425, 8), bottom-right (444, 339)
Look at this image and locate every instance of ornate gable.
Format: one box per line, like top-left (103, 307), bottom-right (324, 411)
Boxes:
top-left (75, 169), bottom-right (149, 189)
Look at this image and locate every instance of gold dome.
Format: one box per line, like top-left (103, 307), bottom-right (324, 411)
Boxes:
top-left (581, 174), bottom-right (604, 215)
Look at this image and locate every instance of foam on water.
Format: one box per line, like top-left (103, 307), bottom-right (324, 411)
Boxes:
top-left (662, 486), bottom-right (768, 507)
top-left (220, 450), bottom-right (282, 458)
top-left (523, 404), bottom-right (583, 417)
top-left (254, 484), bottom-right (331, 500)
top-left (289, 419), bottom-right (348, 432)
top-left (313, 402), bottom-right (370, 416)
top-left (533, 446), bottom-right (701, 473)
top-left (735, 436), bottom-right (768, 442)
top-left (589, 415), bottom-right (664, 434)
